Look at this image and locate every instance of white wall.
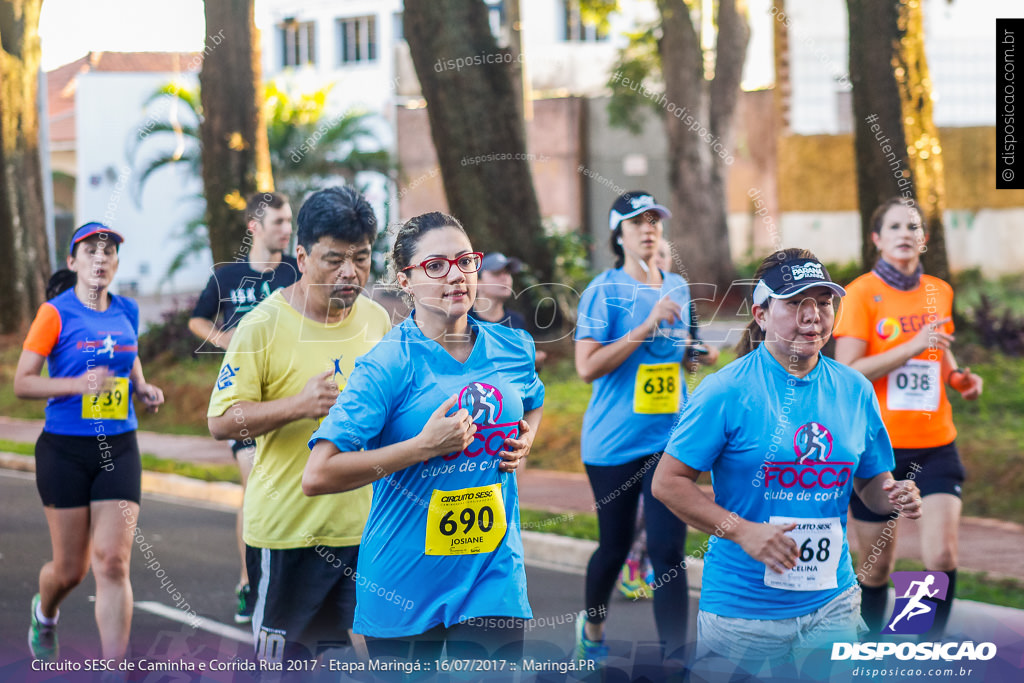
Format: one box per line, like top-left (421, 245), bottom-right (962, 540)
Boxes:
top-left (259, 0), bottom-right (403, 119)
top-left (76, 72), bottom-right (211, 296)
top-left (728, 209), bottom-right (1024, 276)
top-left (784, 0), bottom-right (1019, 134)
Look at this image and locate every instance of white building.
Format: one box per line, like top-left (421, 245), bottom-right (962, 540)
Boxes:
top-left (48, 52), bottom-right (212, 300)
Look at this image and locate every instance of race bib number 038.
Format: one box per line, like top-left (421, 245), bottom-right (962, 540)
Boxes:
top-left (82, 377), bottom-right (129, 420)
top-left (425, 484), bottom-right (507, 556)
top-left (763, 516), bottom-right (841, 591)
top-left (887, 359), bottom-right (940, 412)
top-left (633, 363), bottom-right (681, 414)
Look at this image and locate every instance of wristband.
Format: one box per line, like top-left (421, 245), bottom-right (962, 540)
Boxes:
top-left (947, 368), bottom-right (970, 391)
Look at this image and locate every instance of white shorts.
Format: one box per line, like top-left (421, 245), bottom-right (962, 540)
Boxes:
top-left (693, 585), bottom-right (867, 679)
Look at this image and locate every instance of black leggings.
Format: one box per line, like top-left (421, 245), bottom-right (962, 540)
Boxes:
top-left (585, 454), bottom-right (688, 657)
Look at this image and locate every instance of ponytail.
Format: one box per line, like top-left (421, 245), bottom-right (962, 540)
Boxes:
top-left (46, 270), bottom-right (77, 300)
top-left (735, 321), bottom-right (765, 358)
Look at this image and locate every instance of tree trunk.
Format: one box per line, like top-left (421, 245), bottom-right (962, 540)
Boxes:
top-left (848, 0), bottom-right (950, 280)
top-left (403, 0), bottom-right (554, 286)
top-left (199, 0), bottom-right (272, 266)
top-left (0, 0), bottom-right (48, 333)
top-left (656, 0), bottom-right (746, 294)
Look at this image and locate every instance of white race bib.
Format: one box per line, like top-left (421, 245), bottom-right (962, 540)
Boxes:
top-left (763, 516), bottom-right (841, 591)
top-left (887, 359), bottom-right (940, 412)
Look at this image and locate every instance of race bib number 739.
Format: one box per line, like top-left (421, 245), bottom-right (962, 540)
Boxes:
top-left (81, 377), bottom-right (129, 420)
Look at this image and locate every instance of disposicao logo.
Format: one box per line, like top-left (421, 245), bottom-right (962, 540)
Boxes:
top-left (884, 571), bottom-right (948, 635)
top-left (876, 317), bottom-right (901, 341)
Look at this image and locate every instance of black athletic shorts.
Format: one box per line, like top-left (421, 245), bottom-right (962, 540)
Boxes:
top-left (849, 441), bottom-right (965, 523)
top-left (35, 430), bottom-right (142, 508)
top-left (252, 545), bottom-right (359, 663)
top-left (229, 438), bottom-right (256, 457)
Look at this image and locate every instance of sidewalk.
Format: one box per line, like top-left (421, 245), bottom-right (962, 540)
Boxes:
top-left (2, 415), bottom-right (1023, 580)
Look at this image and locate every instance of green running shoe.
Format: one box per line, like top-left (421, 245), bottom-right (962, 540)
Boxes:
top-left (572, 610), bottom-right (608, 665)
top-left (235, 584), bottom-right (255, 624)
top-left (28, 594), bottom-right (58, 661)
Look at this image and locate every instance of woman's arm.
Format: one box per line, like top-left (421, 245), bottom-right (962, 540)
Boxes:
top-left (497, 406), bottom-right (542, 473)
top-left (303, 394), bottom-right (476, 495)
top-left (853, 472), bottom-right (923, 519)
top-left (130, 357), bottom-right (165, 412)
top-left (834, 316), bottom-right (953, 382)
top-left (12, 349), bottom-right (106, 400)
top-left (651, 456), bottom-right (799, 573)
top-left (942, 349), bottom-right (983, 400)
top-left (575, 296), bottom-right (682, 383)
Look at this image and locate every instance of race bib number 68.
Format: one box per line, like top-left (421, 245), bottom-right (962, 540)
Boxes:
top-left (763, 516), bottom-right (841, 591)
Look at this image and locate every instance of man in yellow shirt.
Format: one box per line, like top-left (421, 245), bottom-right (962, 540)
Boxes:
top-left (207, 186), bottom-right (391, 663)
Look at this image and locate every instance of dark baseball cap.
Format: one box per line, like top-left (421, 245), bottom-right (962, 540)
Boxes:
top-left (481, 252), bottom-right (522, 273)
top-left (608, 191), bottom-right (671, 231)
top-left (752, 253), bottom-right (846, 307)
top-left (70, 222), bottom-right (124, 250)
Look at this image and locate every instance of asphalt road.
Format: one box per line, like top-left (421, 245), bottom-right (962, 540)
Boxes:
top-left (5, 470), bottom-right (1024, 682)
top-left (0, 470), bottom-right (694, 682)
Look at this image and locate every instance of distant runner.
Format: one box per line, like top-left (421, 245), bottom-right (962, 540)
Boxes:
top-left (573, 192), bottom-right (716, 665)
top-left (15, 223), bottom-right (164, 663)
top-left (189, 191), bottom-right (297, 624)
top-left (835, 197), bottom-right (982, 638)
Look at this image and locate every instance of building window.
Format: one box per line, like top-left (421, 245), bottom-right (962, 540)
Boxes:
top-left (562, 0), bottom-right (608, 42)
top-left (338, 15), bottom-right (378, 65)
top-left (484, 0), bottom-right (505, 40)
top-left (393, 12), bottom-right (403, 42)
top-left (280, 19), bottom-right (316, 67)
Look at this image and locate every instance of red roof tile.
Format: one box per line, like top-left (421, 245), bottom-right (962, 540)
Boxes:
top-left (45, 51), bottom-right (201, 145)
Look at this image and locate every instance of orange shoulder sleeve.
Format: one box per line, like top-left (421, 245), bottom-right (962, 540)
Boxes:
top-left (23, 303), bottom-right (62, 357)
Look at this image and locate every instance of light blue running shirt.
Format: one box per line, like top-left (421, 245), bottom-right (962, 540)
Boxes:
top-left (576, 269), bottom-right (691, 466)
top-left (664, 344), bottom-right (894, 619)
top-left (309, 315), bottom-right (544, 638)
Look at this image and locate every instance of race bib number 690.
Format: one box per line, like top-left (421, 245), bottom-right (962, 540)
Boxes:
top-left (425, 484), bottom-right (507, 556)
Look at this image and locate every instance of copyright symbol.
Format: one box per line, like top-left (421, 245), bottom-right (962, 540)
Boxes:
top-left (1003, 168), bottom-right (1014, 182)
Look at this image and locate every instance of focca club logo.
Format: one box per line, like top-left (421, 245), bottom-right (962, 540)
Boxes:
top-left (794, 422), bottom-right (833, 464)
top-left (443, 382), bottom-right (516, 462)
top-left (458, 382), bottom-right (503, 425)
top-left (883, 571), bottom-right (950, 635)
top-left (763, 422), bottom-right (851, 490)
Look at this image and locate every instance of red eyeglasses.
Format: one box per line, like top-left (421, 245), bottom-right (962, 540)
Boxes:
top-left (402, 252), bottom-right (483, 279)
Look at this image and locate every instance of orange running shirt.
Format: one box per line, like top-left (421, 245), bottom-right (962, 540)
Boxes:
top-left (833, 272), bottom-right (956, 448)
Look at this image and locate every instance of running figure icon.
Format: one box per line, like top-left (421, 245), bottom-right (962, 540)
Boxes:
top-left (886, 574), bottom-right (939, 630)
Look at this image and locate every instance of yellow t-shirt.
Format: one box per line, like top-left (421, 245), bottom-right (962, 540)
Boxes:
top-left (208, 290), bottom-right (392, 549)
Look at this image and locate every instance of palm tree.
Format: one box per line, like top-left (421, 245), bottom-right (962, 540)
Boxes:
top-left (129, 81), bottom-right (393, 279)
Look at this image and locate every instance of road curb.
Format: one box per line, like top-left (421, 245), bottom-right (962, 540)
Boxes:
top-left (1, 451), bottom-right (705, 585)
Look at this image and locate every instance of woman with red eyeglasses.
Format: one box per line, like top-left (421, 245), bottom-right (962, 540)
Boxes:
top-left (303, 211), bottom-right (544, 664)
